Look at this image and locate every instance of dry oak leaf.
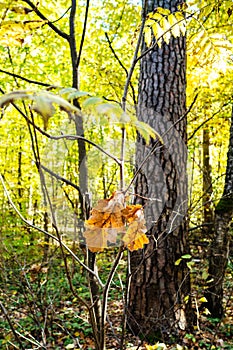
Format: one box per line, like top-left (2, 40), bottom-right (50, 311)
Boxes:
top-left (122, 205), bottom-right (149, 251)
top-left (84, 191), bottom-right (125, 252)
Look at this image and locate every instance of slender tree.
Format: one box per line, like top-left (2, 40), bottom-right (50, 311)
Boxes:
top-left (205, 106), bottom-right (233, 318)
top-left (128, 0), bottom-right (192, 340)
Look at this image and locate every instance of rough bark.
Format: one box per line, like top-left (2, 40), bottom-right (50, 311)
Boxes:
top-left (128, 0), bottom-right (191, 340)
top-left (205, 107), bottom-right (233, 318)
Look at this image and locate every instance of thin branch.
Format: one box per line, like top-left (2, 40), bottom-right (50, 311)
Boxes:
top-left (188, 100), bottom-right (232, 140)
top-left (105, 32), bottom-right (137, 105)
top-left (42, 133), bottom-right (121, 165)
top-left (41, 164), bottom-right (81, 196)
top-left (101, 246), bottom-right (125, 349)
top-left (0, 173), bottom-right (104, 287)
top-left (50, 6), bottom-right (72, 24)
top-left (0, 302), bottom-right (25, 350)
top-left (121, 10), bottom-right (146, 111)
top-left (69, 0), bottom-right (78, 88)
top-left (105, 32), bottom-right (129, 76)
top-left (22, 0), bottom-right (69, 40)
top-left (125, 93), bottom-right (199, 193)
top-left (0, 69), bottom-right (58, 88)
top-left (76, 0), bottom-right (90, 69)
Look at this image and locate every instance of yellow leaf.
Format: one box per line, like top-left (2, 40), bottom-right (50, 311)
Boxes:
top-left (175, 258), bottom-right (182, 265)
top-left (199, 297), bottom-right (208, 303)
top-left (168, 13), bottom-right (180, 38)
top-left (144, 26), bottom-right (152, 47)
top-left (150, 12), bottom-right (163, 21)
top-left (122, 205), bottom-right (149, 251)
top-left (152, 21), bottom-right (163, 47)
top-left (160, 17), bottom-right (171, 44)
top-left (83, 228), bottom-right (108, 252)
top-left (156, 7), bottom-right (171, 16)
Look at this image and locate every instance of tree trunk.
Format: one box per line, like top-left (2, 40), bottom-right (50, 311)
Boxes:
top-left (205, 107), bottom-right (233, 318)
top-left (202, 127), bottom-right (214, 231)
top-left (128, 0), bottom-right (191, 340)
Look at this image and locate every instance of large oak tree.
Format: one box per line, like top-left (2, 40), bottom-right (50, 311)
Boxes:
top-left (128, 0), bottom-right (192, 340)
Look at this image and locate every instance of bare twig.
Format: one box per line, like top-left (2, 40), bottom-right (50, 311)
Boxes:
top-left (105, 32), bottom-right (137, 105)
top-left (50, 6), bottom-right (72, 24)
top-left (0, 69), bottom-right (57, 88)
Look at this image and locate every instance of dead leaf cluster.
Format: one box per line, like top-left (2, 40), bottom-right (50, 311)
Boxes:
top-left (83, 191), bottom-right (149, 252)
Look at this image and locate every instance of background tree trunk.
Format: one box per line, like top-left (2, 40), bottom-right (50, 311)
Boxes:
top-left (205, 106), bottom-right (233, 318)
top-left (128, 0), bottom-right (192, 341)
top-left (202, 127), bottom-right (214, 230)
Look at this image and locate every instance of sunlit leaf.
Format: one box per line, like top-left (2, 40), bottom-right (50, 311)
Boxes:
top-left (144, 26), bottom-right (152, 47)
top-left (156, 7), bottom-right (170, 16)
top-left (160, 17), bottom-right (171, 44)
top-left (168, 13), bottom-right (180, 38)
top-left (151, 21), bottom-right (163, 47)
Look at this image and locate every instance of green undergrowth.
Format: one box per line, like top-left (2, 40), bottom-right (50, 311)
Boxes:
top-left (0, 234), bottom-right (232, 349)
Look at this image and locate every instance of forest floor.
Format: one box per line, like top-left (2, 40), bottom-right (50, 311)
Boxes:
top-left (0, 251), bottom-right (232, 349)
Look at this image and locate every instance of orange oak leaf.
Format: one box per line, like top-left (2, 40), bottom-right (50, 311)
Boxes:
top-left (122, 205), bottom-right (149, 251)
top-left (121, 204), bottom-right (143, 222)
top-left (84, 191), bottom-right (125, 252)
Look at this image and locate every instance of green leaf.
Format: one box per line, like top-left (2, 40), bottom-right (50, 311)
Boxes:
top-left (181, 254), bottom-right (192, 259)
top-left (0, 90), bottom-right (81, 116)
top-left (96, 103), bottom-right (122, 117)
top-left (187, 261), bottom-right (194, 270)
top-left (60, 88), bottom-right (91, 100)
top-left (82, 96), bottom-right (103, 108)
